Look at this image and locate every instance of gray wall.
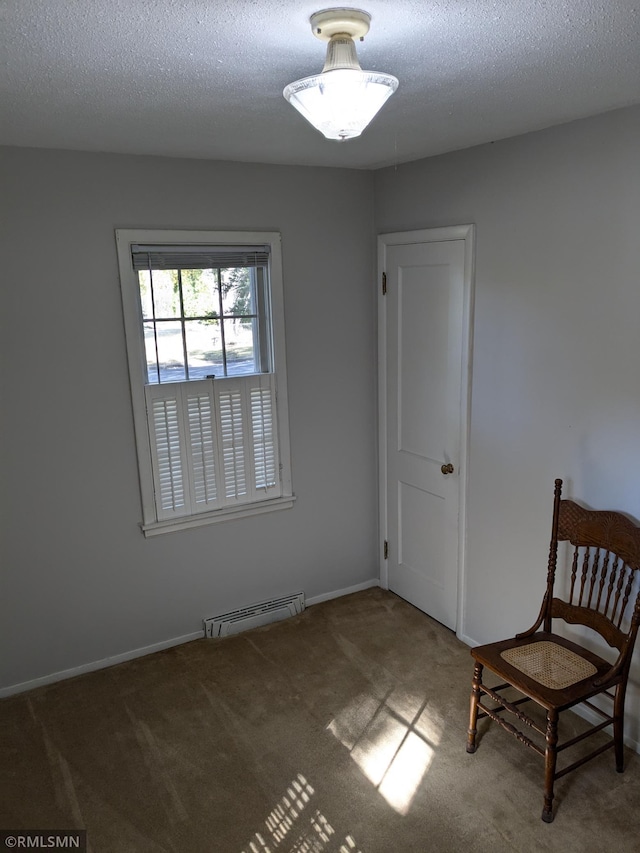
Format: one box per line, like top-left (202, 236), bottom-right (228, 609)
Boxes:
top-left (0, 147), bottom-right (378, 689)
top-left (375, 104), bottom-right (640, 745)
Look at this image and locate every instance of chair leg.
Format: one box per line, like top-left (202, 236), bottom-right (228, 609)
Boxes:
top-left (614, 684), bottom-right (626, 773)
top-left (542, 709), bottom-right (559, 823)
top-left (467, 661), bottom-right (483, 754)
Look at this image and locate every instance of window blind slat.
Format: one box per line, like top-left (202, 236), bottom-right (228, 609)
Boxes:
top-left (131, 245), bottom-right (270, 271)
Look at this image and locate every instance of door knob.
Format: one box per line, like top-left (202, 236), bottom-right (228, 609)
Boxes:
top-left (441, 463), bottom-right (454, 475)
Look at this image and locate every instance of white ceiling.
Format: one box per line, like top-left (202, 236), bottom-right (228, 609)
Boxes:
top-left (2, 1), bottom-right (639, 170)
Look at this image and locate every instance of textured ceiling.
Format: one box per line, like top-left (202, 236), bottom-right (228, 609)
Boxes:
top-left (2, 1), bottom-right (639, 169)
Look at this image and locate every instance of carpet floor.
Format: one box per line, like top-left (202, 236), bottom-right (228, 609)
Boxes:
top-left (2, 588), bottom-right (640, 852)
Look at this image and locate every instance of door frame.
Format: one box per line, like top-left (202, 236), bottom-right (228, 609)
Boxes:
top-left (377, 225), bottom-right (475, 639)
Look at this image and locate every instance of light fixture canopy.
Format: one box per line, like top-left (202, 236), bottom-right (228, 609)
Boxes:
top-left (283, 8), bottom-right (398, 142)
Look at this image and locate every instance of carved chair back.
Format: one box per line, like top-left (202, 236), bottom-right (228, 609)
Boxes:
top-left (544, 480), bottom-right (640, 674)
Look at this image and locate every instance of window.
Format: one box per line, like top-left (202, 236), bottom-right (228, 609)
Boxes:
top-left (116, 230), bottom-right (294, 536)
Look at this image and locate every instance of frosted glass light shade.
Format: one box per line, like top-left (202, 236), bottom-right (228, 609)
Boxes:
top-left (283, 68), bottom-right (399, 141)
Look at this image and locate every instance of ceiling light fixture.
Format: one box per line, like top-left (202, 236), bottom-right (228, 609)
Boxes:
top-left (283, 8), bottom-right (398, 142)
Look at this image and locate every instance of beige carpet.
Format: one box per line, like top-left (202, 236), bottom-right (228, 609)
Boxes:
top-left (2, 588), bottom-right (640, 852)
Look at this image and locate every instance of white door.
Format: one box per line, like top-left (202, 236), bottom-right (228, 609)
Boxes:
top-left (379, 227), bottom-right (474, 632)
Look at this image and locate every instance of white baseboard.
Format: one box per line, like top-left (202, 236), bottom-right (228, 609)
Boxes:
top-left (1, 579), bottom-right (381, 698)
top-left (306, 578), bottom-right (380, 607)
top-left (0, 630), bottom-right (203, 698)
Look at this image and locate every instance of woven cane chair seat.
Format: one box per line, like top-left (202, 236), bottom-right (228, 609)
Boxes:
top-left (500, 641), bottom-right (597, 690)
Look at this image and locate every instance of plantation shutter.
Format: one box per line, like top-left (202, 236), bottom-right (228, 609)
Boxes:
top-left (145, 383), bottom-right (191, 520)
top-left (185, 381), bottom-right (219, 509)
top-left (145, 375), bottom-right (280, 520)
top-left (250, 378), bottom-right (278, 491)
top-left (215, 374), bottom-right (280, 505)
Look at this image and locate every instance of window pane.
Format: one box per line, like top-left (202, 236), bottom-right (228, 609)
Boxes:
top-left (224, 318), bottom-right (258, 376)
top-left (181, 268), bottom-right (218, 318)
top-left (151, 269), bottom-right (181, 318)
top-left (143, 322), bottom-right (160, 383)
top-left (185, 319), bottom-right (224, 379)
top-left (139, 271), bottom-right (153, 319)
top-left (221, 268), bottom-right (255, 317)
top-left (155, 320), bottom-right (185, 382)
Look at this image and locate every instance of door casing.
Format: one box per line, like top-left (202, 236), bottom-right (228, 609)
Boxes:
top-left (377, 225), bottom-right (475, 640)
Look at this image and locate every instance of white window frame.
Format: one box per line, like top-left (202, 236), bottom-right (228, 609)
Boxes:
top-left (116, 229), bottom-right (294, 536)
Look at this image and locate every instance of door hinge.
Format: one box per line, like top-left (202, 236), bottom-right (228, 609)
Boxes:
top-left (382, 272), bottom-right (387, 295)
top-left (383, 540), bottom-right (388, 559)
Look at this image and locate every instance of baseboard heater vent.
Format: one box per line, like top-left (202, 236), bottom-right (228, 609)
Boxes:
top-left (203, 592), bottom-right (305, 638)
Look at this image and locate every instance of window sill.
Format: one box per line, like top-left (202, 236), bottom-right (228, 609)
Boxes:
top-left (141, 495), bottom-right (296, 537)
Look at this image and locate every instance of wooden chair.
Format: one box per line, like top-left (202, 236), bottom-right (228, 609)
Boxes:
top-left (466, 479), bottom-right (640, 822)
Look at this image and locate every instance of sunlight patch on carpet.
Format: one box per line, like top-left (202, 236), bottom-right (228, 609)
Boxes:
top-left (241, 773), bottom-right (363, 853)
top-left (327, 688), bottom-right (441, 815)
